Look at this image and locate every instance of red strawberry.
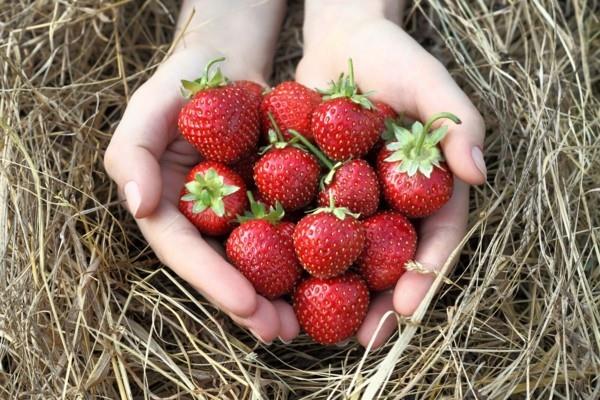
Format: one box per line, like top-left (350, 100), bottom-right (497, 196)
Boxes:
top-left (368, 100), bottom-right (399, 162)
top-left (178, 58), bottom-right (260, 164)
top-left (311, 60), bottom-right (383, 161)
top-left (373, 100), bottom-right (398, 122)
top-left (287, 131), bottom-right (380, 217)
top-left (377, 113), bottom-right (460, 218)
top-left (232, 80), bottom-right (264, 106)
top-left (318, 159), bottom-right (380, 217)
top-left (293, 201), bottom-right (365, 278)
top-left (253, 123), bottom-right (320, 211)
top-left (179, 161), bottom-right (247, 236)
top-left (230, 152), bottom-right (260, 188)
top-left (261, 81), bottom-right (321, 141)
top-left (356, 212), bottom-right (417, 291)
top-left (226, 194), bottom-right (301, 299)
top-left (294, 273), bottom-right (369, 344)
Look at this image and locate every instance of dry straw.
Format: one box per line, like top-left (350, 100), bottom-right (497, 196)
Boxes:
top-left (1, 0), bottom-right (599, 399)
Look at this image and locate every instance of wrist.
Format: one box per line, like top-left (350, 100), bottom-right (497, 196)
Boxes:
top-left (173, 0), bottom-right (286, 80)
top-left (303, 0), bottom-right (404, 55)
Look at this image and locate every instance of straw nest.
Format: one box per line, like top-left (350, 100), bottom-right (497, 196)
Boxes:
top-left (1, 0), bottom-right (599, 398)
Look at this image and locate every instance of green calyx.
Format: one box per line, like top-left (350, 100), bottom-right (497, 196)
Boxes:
top-left (310, 194), bottom-right (360, 221)
top-left (381, 114), bottom-right (405, 142)
top-left (318, 58), bottom-right (374, 110)
top-left (180, 168), bottom-right (240, 217)
top-left (180, 57), bottom-right (228, 98)
top-left (384, 112), bottom-right (461, 178)
top-left (237, 191), bottom-right (285, 224)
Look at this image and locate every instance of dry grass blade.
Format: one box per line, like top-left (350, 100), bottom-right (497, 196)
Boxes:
top-left (1, 0), bottom-right (599, 399)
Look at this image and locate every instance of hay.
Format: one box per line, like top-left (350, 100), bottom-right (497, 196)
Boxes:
top-left (1, 0), bottom-right (599, 398)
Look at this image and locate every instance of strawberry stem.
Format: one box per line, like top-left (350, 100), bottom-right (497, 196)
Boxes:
top-left (318, 58), bottom-right (374, 109)
top-left (267, 113), bottom-right (285, 143)
top-left (414, 112), bottom-right (462, 154)
top-left (180, 57), bottom-right (228, 98)
top-left (204, 57), bottom-right (225, 77)
top-left (288, 130), bottom-right (334, 170)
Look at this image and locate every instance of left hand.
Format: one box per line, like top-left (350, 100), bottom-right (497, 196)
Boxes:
top-left (297, 0), bottom-right (487, 348)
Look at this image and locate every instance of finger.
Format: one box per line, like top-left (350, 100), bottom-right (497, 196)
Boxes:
top-left (232, 296), bottom-right (281, 344)
top-left (356, 291), bottom-right (397, 349)
top-left (414, 69), bottom-right (487, 186)
top-left (135, 199), bottom-right (258, 318)
top-left (393, 179), bottom-right (470, 315)
top-left (104, 80), bottom-right (182, 218)
top-left (272, 299), bottom-right (300, 343)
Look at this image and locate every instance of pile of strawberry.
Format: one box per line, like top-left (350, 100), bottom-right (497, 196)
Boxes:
top-left (176, 58), bottom-right (460, 345)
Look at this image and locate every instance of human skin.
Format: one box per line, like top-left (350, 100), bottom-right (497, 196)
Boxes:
top-left (298, 0), bottom-right (486, 348)
top-left (104, 0), bottom-right (486, 347)
top-left (104, 0), bottom-right (296, 343)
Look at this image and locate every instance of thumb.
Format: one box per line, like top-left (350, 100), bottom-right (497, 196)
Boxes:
top-left (104, 81), bottom-right (180, 218)
top-left (414, 66), bottom-right (487, 185)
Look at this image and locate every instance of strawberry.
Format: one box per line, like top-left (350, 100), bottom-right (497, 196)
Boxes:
top-left (373, 100), bottom-right (398, 122)
top-left (178, 58), bottom-right (260, 164)
top-left (377, 113), bottom-right (460, 218)
top-left (294, 273), bottom-right (369, 344)
top-left (261, 81), bottom-right (321, 141)
top-left (179, 161), bottom-right (247, 236)
top-left (356, 212), bottom-right (417, 291)
top-left (293, 200), bottom-right (365, 278)
top-left (230, 152), bottom-right (260, 188)
top-left (368, 100), bottom-right (399, 162)
top-left (311, 59), bottom-right (384, 161)
top-left (318, 160), bottom-right (380, 217)
top-left (253, 121), bottom-right (320, 211)
top-left (226, 193), bottom-right (301, 299)
top-left (287, 131), bottom-right (380, 217)
top-left (232, 80), bottom-right (264, 107)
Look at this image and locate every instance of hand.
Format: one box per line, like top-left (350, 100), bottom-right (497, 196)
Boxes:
top-left (298, 0), bottom-right (487, 348)
top-left (103, 0), bottom-right (296, 343)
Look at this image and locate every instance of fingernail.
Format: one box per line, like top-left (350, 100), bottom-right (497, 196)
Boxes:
top-left (278, 336), bottom-right (292, 345)
top-left (471, 146), bottom-right (487, 179)
top-left (336, 339), bottom-right (351, 347)
top-left (124, 181), bottom-right (141, 217)
top-left (249, 329), bottom-right (271, 345)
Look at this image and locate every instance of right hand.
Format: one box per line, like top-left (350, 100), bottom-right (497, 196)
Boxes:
top-left (103, 0), bottom-right (296, 344)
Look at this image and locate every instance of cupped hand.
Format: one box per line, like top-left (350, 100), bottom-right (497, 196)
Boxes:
top-left (103, 0), bottom-right (295, 344)
top-left (297, 2), bottom-right (487, 348)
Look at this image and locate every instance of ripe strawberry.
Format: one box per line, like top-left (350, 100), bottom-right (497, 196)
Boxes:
top-left (179, 161), bottom-right (247, 236)
top-left (178, 58), bottom-right (260, 164)
top-left (287, 131), bottom-right (380, 217)
top-left (356, 212), bottom-right (417, 291)
top-left (318, 159), bottom-right (380, 217)
top-left (373, 100), bottom-right (398, 122)
top-left (253, 123), bottom-right (320, 211)
top-left (293, 200), bottom-right (365, 278)
top-left (368, 100), bottom-right (399, 162)
top-left (230, 152), bottom-right (260, 188)
top-left (311, 60), bottom-right (383, 161)
top-left (261, 81), bottom-right (321, 141)
top-left (232, 80), bottom-right (264, 107)
top-left (226, 194), bottom-right (301, 299)
top-left (377, 113), bottom-right (460, 218)
top-left (294, 273), bottom-right (369, 345)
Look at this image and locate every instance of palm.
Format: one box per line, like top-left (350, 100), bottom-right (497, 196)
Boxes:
top-left (158, 138), bottom-right (201, 205)
top-left (297, 18), bottom-right (484, 347)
